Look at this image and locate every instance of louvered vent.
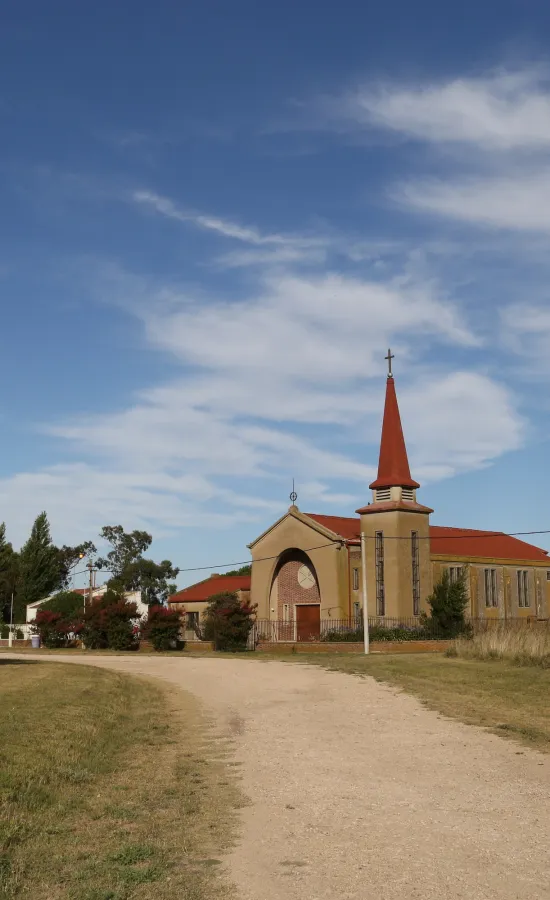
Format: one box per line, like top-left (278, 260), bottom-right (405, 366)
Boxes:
top-left (401, 488), bottom-right (415, 502)
top-left (375, 488), bottom-right (391, 501)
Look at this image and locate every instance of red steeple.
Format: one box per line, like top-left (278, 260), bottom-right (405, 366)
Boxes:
top-left (369, 374), bottom-right (420, 490)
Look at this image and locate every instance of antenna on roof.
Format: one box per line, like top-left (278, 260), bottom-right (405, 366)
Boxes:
top-left (289, 478), bottom-right (298, 505)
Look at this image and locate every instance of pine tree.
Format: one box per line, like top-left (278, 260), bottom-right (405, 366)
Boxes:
top-left (425, 569), bottom-right (469, 637)
top-left (18, 512), bottom-right (61, 617)
top-left (0, 523), bottom-right (19, 624)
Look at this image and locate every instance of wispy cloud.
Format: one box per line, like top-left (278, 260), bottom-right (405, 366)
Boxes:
top-left (315, 67), bottom-right (550, 151)
top-left (394, 170), bottom-right (550, 232)
top-left (133, 189), bottom-right (326, 250)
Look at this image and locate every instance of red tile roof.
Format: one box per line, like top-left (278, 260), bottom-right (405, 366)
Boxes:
top-left (306, 514), bottom-right (361, 542)
top-left (370, 376), bottom-right (420, 490)
top-left (429, 526), bottom-right (549, 561)
top-left (168, 574), bottom-right (251, 604)
top-left (305, 514), bottom-right (548, 561)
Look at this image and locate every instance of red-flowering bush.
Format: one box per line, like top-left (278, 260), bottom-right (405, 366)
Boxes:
top-left (202, 592), bottom-right (256, 651)
top-left (141, 604), bottom-right (183, 651)
top-left (33, 609), bottom-right (82, 648)
top-left (81, 589), bottom-right (139, 651)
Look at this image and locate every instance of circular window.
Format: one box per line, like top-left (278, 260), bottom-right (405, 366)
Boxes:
top-left (297, 564), bottom-right (315, 589)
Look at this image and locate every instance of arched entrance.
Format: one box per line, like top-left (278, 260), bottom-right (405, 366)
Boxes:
top-left (270, 549), bottom-right (321, 640)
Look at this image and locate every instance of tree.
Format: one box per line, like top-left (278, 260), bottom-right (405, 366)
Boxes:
top-left (0, 523), bottom-right (19, 624)
top-left (202, 591), bottom-right (256, 651)
top-left (424, 570), bottom-right (470, 637)
top-left (17, 513), bottom-right (60, 618)
top-left (97, 525), bottom-right (179, 606)
top-left (81, 588), bottom-right (139, 651)
top-left (224, 564), bottom-right (251, 576)
top-left (96, 526), bottom-right (153, 579)
top-left (110, 558), bottom-right (179, 605)
top-left (56, 541), bottom-right (96, 589)
top-left (41, 590), bottom-right (85, 619)
top-left (142, 604), bottom-right (183, 651)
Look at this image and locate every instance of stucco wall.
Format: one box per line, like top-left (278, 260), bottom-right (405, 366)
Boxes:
top-left (433, 559), bottom-right (550, 619)
top-left (249, 511), bottom-right (349, 619)
top-left (360, 508), bottom-right (432, 618)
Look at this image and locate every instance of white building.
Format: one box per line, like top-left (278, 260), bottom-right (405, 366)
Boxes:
top-left (26, 586), bottom-right (149, 623)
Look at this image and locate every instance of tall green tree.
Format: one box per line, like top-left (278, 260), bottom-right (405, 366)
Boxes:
top-left (18, 512), bottom-right (61, 617)
top-left (97, 525), bottom-right (179, 606)
top-left (424, 569), bottom-right (469, 637)
top-left (96, 526), bottom-right (153, 579)
top-left (0, 523), bottom-right (19, 624)
top-left (224, 564), bottom-right (251, 576)
top-left (56, 541), bottom-right (96, 588)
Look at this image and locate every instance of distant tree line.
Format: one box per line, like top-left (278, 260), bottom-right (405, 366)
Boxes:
top-left (0, 513), bottom-right (180, 625)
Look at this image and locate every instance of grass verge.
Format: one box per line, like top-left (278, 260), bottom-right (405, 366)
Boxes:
top-left (0, 660), bottom-right (241, 900)
top-left (281, 652), bottom-right (550, 751)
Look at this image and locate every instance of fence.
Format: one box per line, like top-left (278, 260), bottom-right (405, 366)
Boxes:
top-left (251, 616), bottom-right (549, 644)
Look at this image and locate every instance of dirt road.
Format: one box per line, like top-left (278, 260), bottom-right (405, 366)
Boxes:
top-left (8, 653), bottom-right (550, 899)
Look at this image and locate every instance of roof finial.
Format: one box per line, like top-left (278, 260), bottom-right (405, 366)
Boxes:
top-left (289, 478), bottom-right (298, 505)
top-left (385, 348), bottom-right (395, 378)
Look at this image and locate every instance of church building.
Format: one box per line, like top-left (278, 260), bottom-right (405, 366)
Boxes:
top-left (248, 360), bottom-right (550, 638)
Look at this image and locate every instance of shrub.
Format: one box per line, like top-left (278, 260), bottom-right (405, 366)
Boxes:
top-left (33, 610), bottom-right (67, 648)
top-left (202, 592), bottom-right (256, 651)
top-left (142, 605), bottom-right (183, 651)
top-left (41, 590), bottom-right (85, 619)
top-left (423, 570), bottom-right (470, 638)
top-left (81, 589), bottom-right (139, 651)
top-left (321, 627), bottom-right (364, 642)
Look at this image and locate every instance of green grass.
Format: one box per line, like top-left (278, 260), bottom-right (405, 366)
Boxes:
top-left (0, 660), bottom-right (241, 900)
top-left (279, 652), bottom-right (550, 751)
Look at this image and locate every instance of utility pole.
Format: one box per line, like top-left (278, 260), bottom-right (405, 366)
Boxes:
top-left (82, 561), bottom-right (95, 651)
top-left (86, 561), bottom-right (94, 611)
top-left (8, 592), bottom-right (14, 648)
top-left (360, 532), bottom-right (370, 655)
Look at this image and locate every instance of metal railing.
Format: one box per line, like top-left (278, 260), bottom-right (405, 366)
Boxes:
top-left (251, 616), bottom-right (549, 644)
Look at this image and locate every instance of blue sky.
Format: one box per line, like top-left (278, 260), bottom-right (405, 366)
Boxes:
top-left (2, 0), bottom-right (550, 587)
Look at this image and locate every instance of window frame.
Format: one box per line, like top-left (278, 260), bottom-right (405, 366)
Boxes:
top-left (448, 566), bottom-right (464, 584)
top-left (411, 530), bottom-right (420, 616)
top-left (484, 568), bottom-right (498, 608)
top-left (517, 570), bottom-right (530, 608)
top-left (375, 531), bottom-right (385, 617)
top-left (352, 567), bottom-right (360, 592)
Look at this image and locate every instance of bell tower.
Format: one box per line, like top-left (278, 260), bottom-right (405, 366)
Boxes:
top-left (357, 352), bottom-right (433, 618)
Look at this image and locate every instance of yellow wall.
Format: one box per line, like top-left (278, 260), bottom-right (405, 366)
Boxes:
top-left (360, 508), bottom-right (432, 618)
top-left (432, 558), bottom-right (550, 619)
top-left (249, 510), bottom-right (349, 618)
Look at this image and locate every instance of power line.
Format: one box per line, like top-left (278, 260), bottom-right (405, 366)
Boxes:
top-left (173, 528), bottom-right (550, 574)
top-left (67, 528), bottom-right (550, 580)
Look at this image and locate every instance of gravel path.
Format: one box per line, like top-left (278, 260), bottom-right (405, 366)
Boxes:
top-left (7, 653), bottom-right (550, 899)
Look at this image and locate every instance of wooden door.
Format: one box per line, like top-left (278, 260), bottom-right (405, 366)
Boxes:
top-left (296, 604), bottom-right (320, 641)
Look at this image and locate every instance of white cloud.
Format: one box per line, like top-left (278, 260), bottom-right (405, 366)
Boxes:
top-left (324, 68), bottom-right (550, 150)
top-left (1, 186), bottom-right (528, 545)
top-left (0, 464), bottom-right (282, 550)
top-left (401, 372), bottom-right (524, 478)
top-left (36, 265), bottom-right (520, 509)
top-left (133, 189), bottom-right (327, 255)
top-left (501, 303), bottom-right (550, 375)
top-left (394, 170), bottom-right (550, 232)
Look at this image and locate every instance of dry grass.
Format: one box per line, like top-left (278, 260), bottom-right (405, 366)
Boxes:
top-left (278, 651), bottom-right (550, 751)
top-left (449, 621), bottom-right (550, 667)
top-left (0, 660), bottom-right (241, 900)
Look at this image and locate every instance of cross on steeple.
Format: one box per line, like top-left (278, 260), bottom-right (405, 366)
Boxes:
top-left (385, 348), bottom-right (395, 377)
